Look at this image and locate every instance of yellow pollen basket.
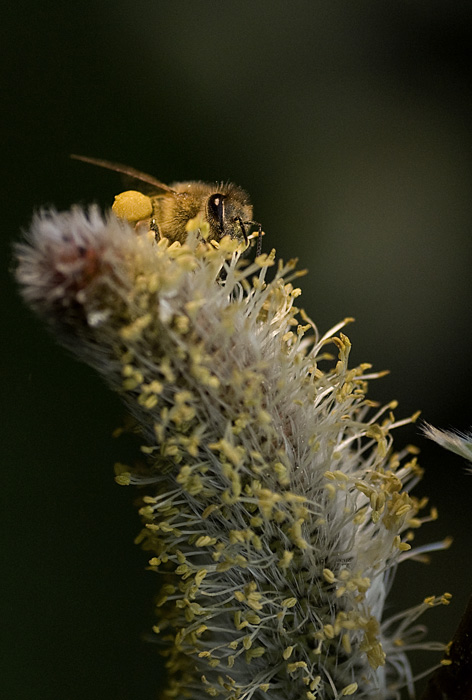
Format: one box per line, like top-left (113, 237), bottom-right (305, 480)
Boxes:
top-left (112, 190), bottom-right (153, 222)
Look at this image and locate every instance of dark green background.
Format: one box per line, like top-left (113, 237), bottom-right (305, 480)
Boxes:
top-left (3, 2), bottom-right (472, 698)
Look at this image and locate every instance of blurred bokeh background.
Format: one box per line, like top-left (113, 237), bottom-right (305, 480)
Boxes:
top-left (3, 2), bottom-right (472, 698)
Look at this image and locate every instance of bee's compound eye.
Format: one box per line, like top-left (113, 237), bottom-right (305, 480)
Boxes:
top-left (207, 194), bottom-right (226, 232)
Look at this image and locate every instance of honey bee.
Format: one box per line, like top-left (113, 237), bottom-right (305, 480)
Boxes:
top-left (71, 155), bottom-right (262, 254)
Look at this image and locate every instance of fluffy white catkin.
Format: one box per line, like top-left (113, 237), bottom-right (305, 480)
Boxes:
top-left (16, 206), bottom-right (452, 700)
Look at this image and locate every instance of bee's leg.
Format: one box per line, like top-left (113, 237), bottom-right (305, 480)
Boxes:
top-left (255, 224), bottom-right (262, 256)
top-left (234, 217), bottom-right (249, 246)
top-left (243, 220), bottom-right (263, 256)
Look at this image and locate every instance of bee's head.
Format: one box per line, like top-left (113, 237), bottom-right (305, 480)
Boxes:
top-left (206, 186), bottom-right (255, 248)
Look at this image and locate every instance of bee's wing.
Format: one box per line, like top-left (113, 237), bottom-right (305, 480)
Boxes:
top-left (70, 155), bottom-right (178, 194)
